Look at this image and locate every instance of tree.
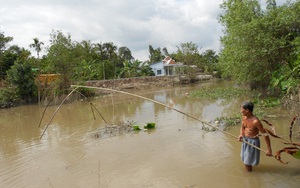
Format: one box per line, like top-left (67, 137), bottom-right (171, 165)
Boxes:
top-left (175, 42), bottom-right (201, 65)
top-left (266, 0), bottom-right (276, 10)
top-left (45, 30), bottom-right (75, 90)
top-left (74, 40), bottom-right (96, 62)
top-left (139, 61), bottom-right (155, 76)
top-left (6, 60), bottom-right (36, 101)
top-left (118, 46), bottom-right (134, 62)
top-left (120, 60), bottom-right (154, 78)
top-left (162, 47), bottom-right (170, 57)
top-left (148, 45), bottom-right (164, 64)
top-left (94, 42), bottom-right (107, 79)
top-left (0, 31), bottom-right (13, 53)
top-left (120, 60), bottom-right (135, 78)
top-left (1, 45), bottom-right (26, 79)
top-left (0, 31), bottom-right (13, 79)
top-left (102, 42), bottom-right (117, 60)
top-left (29, 38), bottom-right (44, 58)
top-left (202, 49), bottom-right (218, 73)
top-left (218, 0), bottom-right (300, 91)
top-left (175, 42), bottom-right (202, 82)
top-left (73, 59), bottom-right (102, 81)
top-left (103, 42), bottom-right (118, 78)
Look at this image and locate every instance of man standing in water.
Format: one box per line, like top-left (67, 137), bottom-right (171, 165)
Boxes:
top-left (238, 101), bottom-right (272, 171)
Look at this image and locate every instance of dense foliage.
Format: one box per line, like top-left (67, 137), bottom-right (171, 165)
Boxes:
top-left (219, 0), bottom-right (300, 93)
top-left (6, 62), bottom-right (36, 101)
top-left (0, 29), bottom-right (218, 107)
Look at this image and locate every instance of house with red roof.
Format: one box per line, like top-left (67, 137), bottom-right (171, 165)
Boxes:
top-left (150, 56), bottom-right (182, 76)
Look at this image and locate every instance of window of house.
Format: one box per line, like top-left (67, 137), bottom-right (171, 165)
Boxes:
top-left (157, 70), bottom-right (162, 75)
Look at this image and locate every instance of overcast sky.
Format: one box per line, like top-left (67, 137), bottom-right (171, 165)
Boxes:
top-left (0, 0), bottom-right (287, 61)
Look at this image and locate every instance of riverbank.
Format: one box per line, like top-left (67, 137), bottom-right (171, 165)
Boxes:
top-left (85, 74), bottom-right (214, 91)
top-left (0, 74), bottom-right (214, 108)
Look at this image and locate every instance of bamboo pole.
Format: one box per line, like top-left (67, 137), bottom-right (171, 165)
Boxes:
top-left (39, 87), bottom-right (109, 138)
top-left (40, 87), bottom-right (79, 138)
top-left (70, 85), bottom-right (271, 155)
top-left (75, 90), bottom-right (108, 124)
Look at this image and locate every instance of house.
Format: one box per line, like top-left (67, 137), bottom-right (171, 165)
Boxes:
top-left (150, 56), bottom-right (182, 76)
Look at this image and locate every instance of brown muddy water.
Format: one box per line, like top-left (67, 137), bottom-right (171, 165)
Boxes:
top-left (0, 80), bottom-right (299, 188)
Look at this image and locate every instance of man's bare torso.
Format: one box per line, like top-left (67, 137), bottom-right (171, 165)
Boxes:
top-left (242, 116), bottom-right (259, 138)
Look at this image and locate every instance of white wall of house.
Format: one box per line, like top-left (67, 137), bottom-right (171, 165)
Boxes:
top-left (164, 65), bottom-right (175, 75)
top-left (150, 61), bottom-right (165, 76)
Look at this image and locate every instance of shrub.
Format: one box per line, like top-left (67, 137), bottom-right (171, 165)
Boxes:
top-left (0, 86), bottom-right (18, 108)
top-left (6, 62), bottom-right (37, 101)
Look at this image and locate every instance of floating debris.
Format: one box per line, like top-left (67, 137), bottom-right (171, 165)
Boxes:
top-left (91, 120), bottom-right (135, 139)
top-left (91, 120), bottom-right (156, 139)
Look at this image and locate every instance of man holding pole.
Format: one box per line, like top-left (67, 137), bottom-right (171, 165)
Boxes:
top-left (238, 101), bottom-right (273, 171)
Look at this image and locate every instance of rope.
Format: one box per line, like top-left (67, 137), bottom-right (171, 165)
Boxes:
top-left (71, 85), bottom-right (270, 155)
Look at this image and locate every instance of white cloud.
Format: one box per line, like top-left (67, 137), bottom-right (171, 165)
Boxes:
top-left (0, 0), bottom-right (288, 61)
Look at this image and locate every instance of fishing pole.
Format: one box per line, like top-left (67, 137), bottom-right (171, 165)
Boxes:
top-left (40, 86), bottom-right (79, 138)
top-left (68, 85), bottom-right (270, 155)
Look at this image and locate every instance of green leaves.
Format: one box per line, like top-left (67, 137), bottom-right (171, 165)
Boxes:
top-left (6, 62), bottom-right (36, 100)
top-left (148, 45), bottom-right (164, 64)
top-left (29, 38), bottom-right (44, 58)
top-left (270, 53), bottom-right (300, 93)
top-left (0, 31), bottom-right (13, 52)
top-left (219, 0), bottom-right (300, 92)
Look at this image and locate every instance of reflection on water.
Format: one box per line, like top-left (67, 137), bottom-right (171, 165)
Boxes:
top-left (0, 80), bottom-right (299, 188)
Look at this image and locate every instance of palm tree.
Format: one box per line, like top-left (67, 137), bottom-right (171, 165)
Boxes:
top-left (29, 38), bottom-right (44, 58)
top-left (118, 46), bottom-right (134, 62)
top-left (103, 42), bottom-right (118, 78)
top-left (29, 38), bottom-right (44, 105)
top-left (95, 43), bottom-right (106, 80)
top-left (103, 42), bottom-right (117, 60)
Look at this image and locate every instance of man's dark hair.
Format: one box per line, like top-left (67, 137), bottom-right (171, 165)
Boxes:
top-left (242, 101), bottom-right (254, 112)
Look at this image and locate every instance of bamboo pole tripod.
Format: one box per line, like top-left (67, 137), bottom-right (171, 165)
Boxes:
top-left (56, 85), bottom-right (270, 155)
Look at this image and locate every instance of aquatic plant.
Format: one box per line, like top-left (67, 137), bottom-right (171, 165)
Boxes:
top-left (132, 125), bottom-right (141, 131)
top-left (144, 122), bottom-right (156, 129)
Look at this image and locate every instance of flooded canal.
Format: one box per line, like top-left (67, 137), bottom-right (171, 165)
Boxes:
top-left (0, 80), bottom-right (299, 188)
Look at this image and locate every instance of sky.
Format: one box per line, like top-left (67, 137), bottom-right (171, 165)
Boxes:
top-left (0, 0), bottom-right (287, 61)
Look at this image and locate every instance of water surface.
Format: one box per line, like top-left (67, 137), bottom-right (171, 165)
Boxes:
top-left (0, 80), bottom-right (299, 188)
